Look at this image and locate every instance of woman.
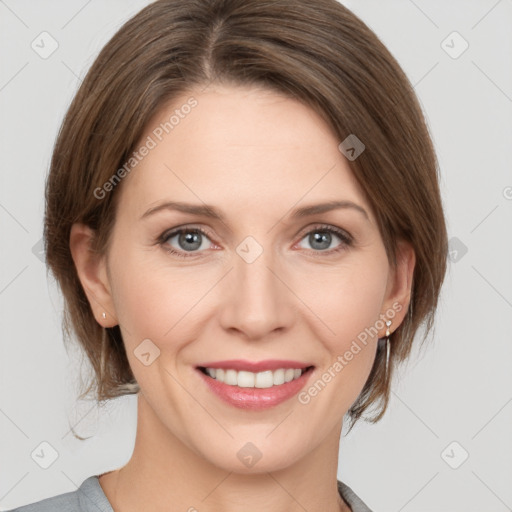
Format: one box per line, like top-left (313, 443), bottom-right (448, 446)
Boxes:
top-left (7, 0), bottom-right (447, 510)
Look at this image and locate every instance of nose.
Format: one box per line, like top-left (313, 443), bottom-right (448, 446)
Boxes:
top-left (218, 244), bottom-right (295, 341)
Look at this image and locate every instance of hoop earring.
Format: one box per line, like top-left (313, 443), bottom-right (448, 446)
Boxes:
top-left (385, 319), bottom-right (392, 380)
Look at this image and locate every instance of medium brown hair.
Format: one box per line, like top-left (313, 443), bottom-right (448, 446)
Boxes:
top-left (44, 0), bottom-right (448, 432)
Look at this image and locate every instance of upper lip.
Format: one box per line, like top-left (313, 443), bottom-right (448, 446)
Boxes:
top-left (197, 359), bottom-right (314, 372)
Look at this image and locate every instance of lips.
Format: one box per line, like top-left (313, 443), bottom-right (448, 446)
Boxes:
top-left (195, 359), bottom-right (315, 410)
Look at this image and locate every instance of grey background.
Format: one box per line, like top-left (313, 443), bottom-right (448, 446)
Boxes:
top-left (1, 1), bottom-right (511, 510)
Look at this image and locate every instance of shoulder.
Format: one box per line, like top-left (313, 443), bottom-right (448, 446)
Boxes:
top-left (4, 489), bottom-right (80, 512)
top-left (337, 480), bottom-right (374, 512)
top-left (4, 476), bottom-right (112, 512)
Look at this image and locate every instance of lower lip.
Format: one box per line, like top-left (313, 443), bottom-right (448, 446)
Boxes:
top-left (196, 367), bottom-right (314, 410)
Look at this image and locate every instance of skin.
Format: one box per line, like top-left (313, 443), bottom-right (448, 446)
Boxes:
top-left (70, 83), bottom-right (415, 512)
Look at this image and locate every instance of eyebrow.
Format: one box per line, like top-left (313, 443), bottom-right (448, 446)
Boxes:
top-left (140, 199), bottom-right (369, 222)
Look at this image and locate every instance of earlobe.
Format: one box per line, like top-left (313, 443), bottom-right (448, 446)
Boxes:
top-left (69, 223), bottom-right (118, 327)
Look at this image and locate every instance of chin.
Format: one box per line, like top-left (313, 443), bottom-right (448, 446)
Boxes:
top-left (189, 427), bottom-right (311, 475)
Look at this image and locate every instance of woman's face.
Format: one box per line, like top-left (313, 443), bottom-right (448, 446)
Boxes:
top-left (80, 84), bottom-right (413, 472)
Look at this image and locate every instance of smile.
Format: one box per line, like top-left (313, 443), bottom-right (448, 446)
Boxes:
top-left (199, 367), bottom-right (309, 388)
top-left (195, 361), bottom-right (315, 410)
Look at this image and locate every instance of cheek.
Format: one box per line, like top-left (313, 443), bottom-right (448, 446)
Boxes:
top-left (294, 253), bottom-right (389, 344)
top-left (291, 252), bottom-right (389, 404)
top-left (108, 247), bottom-right (213, 353)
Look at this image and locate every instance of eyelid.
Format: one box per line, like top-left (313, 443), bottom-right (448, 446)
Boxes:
top-left (295, 223), bottom-right (353, 244)
top-left (158, 224), bottom-right (216, 243)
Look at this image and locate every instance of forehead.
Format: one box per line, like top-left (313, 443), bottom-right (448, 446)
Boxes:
top-left (117, 84), bottom-right (371, 220)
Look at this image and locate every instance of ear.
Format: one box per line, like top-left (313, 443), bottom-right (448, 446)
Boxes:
top-left (69, 223), bottom-right (118, 327)
top-left (380, 239), bottom-right (416, 336)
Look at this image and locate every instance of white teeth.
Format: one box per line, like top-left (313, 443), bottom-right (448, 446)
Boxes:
top-left (225, 369), bottom-right (237, 385)
top-left (255, 370), bottom-right (273, 388)
top-left (273, 369), bottom-right (285, 385)
top-left (203, 367), bottom-right (307, 387)
top-left (237, 371), bottom-right (255, 388)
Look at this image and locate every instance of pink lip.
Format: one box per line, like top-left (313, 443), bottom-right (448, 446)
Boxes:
top-left (196, 359), bottom-right (312, 372)
top-left (196, 364), bottom-right (315, 411)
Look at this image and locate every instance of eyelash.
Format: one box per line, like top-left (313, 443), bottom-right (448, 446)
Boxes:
top-left (157, 224), bottom-right (353, 259)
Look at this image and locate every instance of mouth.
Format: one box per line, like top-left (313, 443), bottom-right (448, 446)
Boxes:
top-left (195, 361), bottom-right (315, 410)
top-left (197, 365), bottom-right (314, 388)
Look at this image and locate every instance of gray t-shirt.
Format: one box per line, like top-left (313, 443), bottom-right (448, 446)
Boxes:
top-left (5, 476), bottom-right (373, 512)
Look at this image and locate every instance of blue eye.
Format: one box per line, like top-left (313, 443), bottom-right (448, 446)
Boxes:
top-left (158, 224), bottom-right (353, 259)
top-left (160, 228), bottom-right (213, 258)
top-left (297, 225), bottom-right (352, 254)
